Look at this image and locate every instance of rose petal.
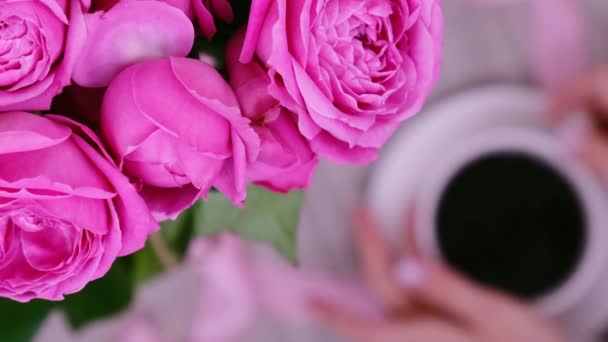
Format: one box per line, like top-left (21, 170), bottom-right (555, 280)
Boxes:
top-left (131, 59), bottom-right (235, 155)
top-left (73, 136), bottom-right (158, 256)
top-left (213, 131), bottom-right (248, 206)
top-left (240, 0), bottom-right (273, 63)
top-left (0, 112), bottom-right (71, 154)
top-left (20, 223), bottom-right (78, 271)
top-left (139, 184), bottom-right (201, 221)
top-left (35, 196), bottom-right (110, 235)
top-left (72, 1), bottom-right (195, 87)
top-left (0, 135), bottom-right (115, 195)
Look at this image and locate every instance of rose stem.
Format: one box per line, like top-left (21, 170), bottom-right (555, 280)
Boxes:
top-left (149, 232), bottom-right (180, 269)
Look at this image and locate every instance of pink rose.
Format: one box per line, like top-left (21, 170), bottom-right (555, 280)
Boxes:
top-left (0, 0), bottom-right (86, 111)
top-left (72, 0), bottom-right (195, 87)
top-left (0, 112), bottom-right (157, 302)
top-left (87, 0), bottom-right (230, 41)
top-left (100, 57), bottom-right (260, 221)
top-left (227, 31), bottom-right (317, 192)
top-left (246, 116), bottom-right (318, 192)
top-left (240, 0), bottom-right (443, 163)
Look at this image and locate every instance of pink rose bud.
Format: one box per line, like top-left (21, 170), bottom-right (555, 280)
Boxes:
top-left (0, 0), bottom-right (86, 111)
top-left (144, 0), bottom-right (234, 40)
top-left (226, 31), bottom-right (318, 192)
top-left (88, 0), bottom-right (231, 40)
top-left (72, 0), bottom-right (195, 88)
top-left (0, 112), bottom-right (157, 302)
top-left (241, 0), bottom-right (444, 163)
top-left (91, 0), bottom-right (190, 14)
top-left (101, 57), bottom-right (260, 220)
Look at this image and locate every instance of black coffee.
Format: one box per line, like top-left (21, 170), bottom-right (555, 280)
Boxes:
top-left (436, 152), bottom-right (585, 299)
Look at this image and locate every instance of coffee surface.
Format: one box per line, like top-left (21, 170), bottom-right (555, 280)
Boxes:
top-left (437, 152), bottom-right (585, 299)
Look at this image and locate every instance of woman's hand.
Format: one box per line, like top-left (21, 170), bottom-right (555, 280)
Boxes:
top-left (313, 209), bottom-right (566, 342)
top-left (549, 66), bottom-right (608, 180)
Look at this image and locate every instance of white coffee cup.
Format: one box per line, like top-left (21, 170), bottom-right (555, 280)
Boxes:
top-left (415, 126), bottom-right (608, 317)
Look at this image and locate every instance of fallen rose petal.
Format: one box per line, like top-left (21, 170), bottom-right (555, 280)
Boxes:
top-left (188, 235), bottom-right (382, 341)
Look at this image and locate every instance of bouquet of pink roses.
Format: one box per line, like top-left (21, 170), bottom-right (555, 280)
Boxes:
top-left (0, 0), bottom-right (442, 338)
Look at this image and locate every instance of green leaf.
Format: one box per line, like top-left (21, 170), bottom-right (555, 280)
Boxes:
top-left (161, 202), bottom-right (200, 257)
top-left (61, 258), bottom-right (133, 329)
top-left (131, 240), bottom-right (165, 286)
top-left (194, 185), bottom-right (303, 263)
top-left (0, 299), bottom-right (55, 342)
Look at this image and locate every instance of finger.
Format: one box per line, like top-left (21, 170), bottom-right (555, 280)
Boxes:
top-left (397, 206), bottom-right (455, 320)
top-left (586, 67), bottom-right (608, 115)
top-left (311, 298), bottom-right (378, 340)
top-left (580, 129), bottom-right (608, 180)
top-left (545, 76), bottom-right (592, 120)
top-left (402, 204), bottom-right (420, 259)
top-left (353, 208), bottom-right (409, 310)
top-left (547, 67), bottom-right (608, 120)
top-left (393, 259), bottom-right (518, 325)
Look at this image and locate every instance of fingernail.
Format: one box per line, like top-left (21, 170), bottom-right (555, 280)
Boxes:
top-left (394, 259), bottom-right (426, 289)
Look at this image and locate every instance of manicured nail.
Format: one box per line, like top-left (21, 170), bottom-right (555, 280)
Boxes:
top-left (394, 259), bottom-right (426, 289)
